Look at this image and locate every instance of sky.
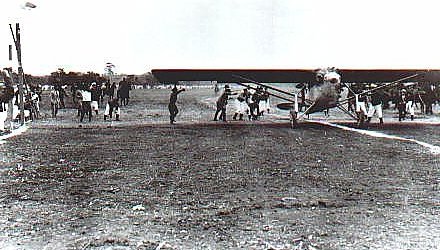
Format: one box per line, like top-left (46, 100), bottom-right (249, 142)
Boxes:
top-left (1, 0), bottom-right (440, 76)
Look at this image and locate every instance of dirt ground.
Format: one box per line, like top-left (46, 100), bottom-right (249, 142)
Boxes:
top-left (0, 88), bottom-right (439, 249)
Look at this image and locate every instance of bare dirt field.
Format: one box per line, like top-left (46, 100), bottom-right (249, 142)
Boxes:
top-left (0, 88), bottom-right (439, 249)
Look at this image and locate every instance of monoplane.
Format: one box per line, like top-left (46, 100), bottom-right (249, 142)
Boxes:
top-left (152, 68), bottom-right (440, 126)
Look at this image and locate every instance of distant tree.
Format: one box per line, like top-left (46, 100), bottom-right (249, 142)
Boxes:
top-left (47, 70), bottom-right (106, 86)
top-left (24, 74), bottom-right (47, 87)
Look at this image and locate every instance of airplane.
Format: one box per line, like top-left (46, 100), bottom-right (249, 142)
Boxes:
top-left (151, 68), bottom-right (440, 126)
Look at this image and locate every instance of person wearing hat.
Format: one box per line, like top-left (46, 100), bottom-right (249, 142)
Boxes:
top-left (168, 85), bottom-right (185, 124)
top-left (233, 88), bottom-right (249, 120)
top-left (259, 87), bottom-right (270, 116)
top-left (367, 84), bottom-right (384, 124)
top-left (397, 88), bottom-right (409, 121)
top-left (248, 86), bottom-right (263, 120)
top-left (214, 85), bottom-right (232, 121)
top-left (406, 87), bottom-right (417, 120)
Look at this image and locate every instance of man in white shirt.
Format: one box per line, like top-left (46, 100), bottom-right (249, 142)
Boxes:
top-left (80, 84), bottom-right (92, 122)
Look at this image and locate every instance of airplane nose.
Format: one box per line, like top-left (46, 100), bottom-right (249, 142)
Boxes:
top-left (329, 78), bottom-right (339, 84)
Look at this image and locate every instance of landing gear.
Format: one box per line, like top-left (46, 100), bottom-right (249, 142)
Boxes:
top-left (289, 94), bottom-right (300, 129)
top-left (290, 109), bottom-right (298, 128)
top-left (357, 112), bottom-right (366, 127)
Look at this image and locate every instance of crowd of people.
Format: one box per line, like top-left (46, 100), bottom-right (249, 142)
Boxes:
top-left (349, 82), bottom-right (440, 124)
top-left (49, 77), bottom-right (132, 122)
top-left (0, 69), bottom-right (42, 123)
top-left (213, 85), bottom-right (270, 122)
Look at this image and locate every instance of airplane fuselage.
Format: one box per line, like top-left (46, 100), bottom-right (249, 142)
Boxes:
top-left (304, 69), bottom-right (342, 114)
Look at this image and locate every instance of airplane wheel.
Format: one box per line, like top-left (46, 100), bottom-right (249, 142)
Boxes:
top-left (357, 113), bottom-right (365, 127)
top-left (289, 109), bottom-right (297, 128)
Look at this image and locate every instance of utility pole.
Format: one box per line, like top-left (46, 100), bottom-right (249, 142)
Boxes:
top-left (9, 23), bottom-right (25, 126)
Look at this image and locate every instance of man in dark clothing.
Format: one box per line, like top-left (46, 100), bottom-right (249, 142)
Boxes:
top-left (397, 89), bottom-right (409, 121)
top-left (168, 85), bottom-right (185, 124)
top-left (422, 83), bottom-right (436, 115)
top-left (118, 78), bottom-right (131, 106)
top-left (255, 87), bottom-right (263, 114)
top-left (104, 98), bottom-right (120, 121)
top-left (214, 85), bottom-right (231, 121)
top-left (90, 83), bottom-right (100, 115)
top-left (55, 85), bottom-right (67, 109)
top-left (249, 87), bottom-right (263, 120)
top-left (108, 82), bottom-right (116, 99)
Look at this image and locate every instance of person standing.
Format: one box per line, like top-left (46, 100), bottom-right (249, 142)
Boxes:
top-left (55, 85), bottom-right (67, 109)
top-left (367, 85), bottom-right (384, 124)
top-left (49, 88), bottom-right (60, 118)
top-left (423, 83), bottom-right (435, 115)
top-left (406, 87), bottom-right (416, 121)
top-left (168, 85), bottom-right (185, 124)
top-left (259, 87), bottom-right (270, 116)
top-left (90, 83), bottom-right (100, 115)
top-left (80, 85), bottom-right (92, 122)
top-left (108, 82), bottom-right (116, 100)
top-left (75, 87), bottom-right (83, 117)
top-left (233, 88), bottom-right (249, 121)
top-left (214, 85), bottom-right (231, 121)
top-left (355, 85), bottom-right (368, 124)
top-left (118, 78), bottom-right (130, 106)
top-left (31, 91), bottom-right (40, 119)
top-left (251, 86), bottom-right (263, 119)
top-left (104, 97), bottom-right (120, 121)
top-left (397, 89), bottom-right (409, 121)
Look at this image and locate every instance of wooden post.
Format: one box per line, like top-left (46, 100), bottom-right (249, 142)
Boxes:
top-left (8, 45), bottom-right (12, 61)
top-left (9, 23), bottom-right (25, 126)
top-left (16, 23), bottom-right (25, 126)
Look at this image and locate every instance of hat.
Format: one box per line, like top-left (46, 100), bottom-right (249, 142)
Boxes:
top-left (224, 85), bottom-right (230, 89)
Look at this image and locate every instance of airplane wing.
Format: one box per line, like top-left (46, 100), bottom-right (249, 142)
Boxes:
top-left (337, 73), bottom-right (421, 106)
top-left (151, 69), bottom-right (316, 83)
top-left (152, 69), bottom-right (440, 84)
top-left (340, 69), bottom-right (440, 83)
